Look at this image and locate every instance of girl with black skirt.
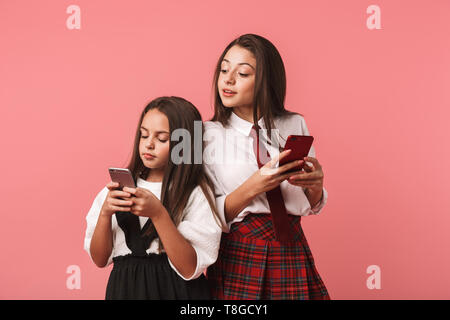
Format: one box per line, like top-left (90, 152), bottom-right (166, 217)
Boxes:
top-left (84, 96), bottom-right (222, 299)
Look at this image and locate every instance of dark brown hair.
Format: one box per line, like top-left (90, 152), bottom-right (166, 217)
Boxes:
top-left (127, 96), bottom-right (222, 241)
top-left (210, 33), bottom-right (301, 143)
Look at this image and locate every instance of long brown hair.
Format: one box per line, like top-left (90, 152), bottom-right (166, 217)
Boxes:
top-left (211, 33), bottom-right (301, 144)
top-left (127, 96), bottom-right (222, 241)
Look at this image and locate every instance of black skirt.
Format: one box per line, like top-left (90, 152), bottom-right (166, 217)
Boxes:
top-left (105, 253), bottom-right (211, 300)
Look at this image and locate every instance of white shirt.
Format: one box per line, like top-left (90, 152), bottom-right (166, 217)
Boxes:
top-left (83, 178), bottom-right (222, 280)
top-left (203, 111), bottom-right (328, 232)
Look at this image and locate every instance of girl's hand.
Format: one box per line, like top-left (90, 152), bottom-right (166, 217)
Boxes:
top-left (122, 187), bottom-right (165, 220)
top-left (287, 156), bottom-right (324, 193)
top-left (100, 182), bottom-right (133, 217)
top-left (248, 149), bottom-right (303, 195)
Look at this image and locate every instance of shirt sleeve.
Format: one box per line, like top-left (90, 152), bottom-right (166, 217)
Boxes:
top-left (309, 186), bottom-right (328, 215)
top-left (83, 187), bottom-right (114, 267)
top-left (203, 161), bottom-right (230, 232)
top-left (166, 185), bottom-right (223, 281)
top-left (299, 115), bottom-right (329, 215)
top-left (202, 124), bottom-right (230, 232)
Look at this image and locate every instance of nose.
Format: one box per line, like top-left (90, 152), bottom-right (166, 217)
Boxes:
top-left (146, 137), bottom-right (155, 150)
top-left (224, 71), bottom-right (235, 85)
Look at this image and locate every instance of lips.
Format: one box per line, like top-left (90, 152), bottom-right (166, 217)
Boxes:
top-left (143, 153), bottom-right (156, 159)
top-left (222, 89), bottom-right (237, 96)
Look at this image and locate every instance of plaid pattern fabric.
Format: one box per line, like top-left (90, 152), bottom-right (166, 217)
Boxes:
top-left (207, 213), bottom-right (330, 300)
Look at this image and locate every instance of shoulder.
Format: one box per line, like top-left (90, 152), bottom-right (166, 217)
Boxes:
top-left (187, 184), bottom-right (213, 207)
top-left (203, 120), bottom-right (228, 149)
top-left (275, 111), bottom-right (308, 135)
top-left (203, 120), bottom-right (225, 134)
top-left (203, 120), bottom-right (223, 129)
top-left (276, 111), bottom-right (305, 126)
top-left (182, 184), bottom-right (214, 217)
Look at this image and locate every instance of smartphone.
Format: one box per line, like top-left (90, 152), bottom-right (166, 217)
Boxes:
top-left (108, 167), bottom-right (136, 190)
top-left (279, 135), bottom-right (314, 173)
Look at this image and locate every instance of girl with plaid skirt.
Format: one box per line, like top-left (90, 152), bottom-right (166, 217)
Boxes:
top-left (203, 34), bottom-right (330, 300)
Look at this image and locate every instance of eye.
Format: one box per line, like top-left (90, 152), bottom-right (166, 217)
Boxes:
top-left (220, 69), bottom-right (227, 73)
top-left (239, 73), bottom-right (249, 77)
top-left (158, 139), bottom-right (168, 143)
top-left (140, 135), bottom-right (148, 139)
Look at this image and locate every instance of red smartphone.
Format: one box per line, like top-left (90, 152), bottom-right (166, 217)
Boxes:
top-left (279, 135), bottom-right (314, 173)
top-left (108, 167), bottom-right (136, 190)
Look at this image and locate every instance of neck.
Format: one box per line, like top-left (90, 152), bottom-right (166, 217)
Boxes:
top-left (146, 169), bottom-right (164, 182)
top-left (233, 105), bottom-right (260, 123)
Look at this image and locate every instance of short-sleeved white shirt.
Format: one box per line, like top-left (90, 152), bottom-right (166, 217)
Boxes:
top-left (83, 178), bottom-right (222, 280)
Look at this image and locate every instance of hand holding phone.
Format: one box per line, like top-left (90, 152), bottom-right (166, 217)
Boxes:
top-left (107, 167), bottom-right (137, 205)
top-left (100, 181), bottom-right (134, 217)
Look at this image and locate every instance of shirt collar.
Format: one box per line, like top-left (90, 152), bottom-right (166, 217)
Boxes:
top-left (229, 111), bottom-right (266, 136)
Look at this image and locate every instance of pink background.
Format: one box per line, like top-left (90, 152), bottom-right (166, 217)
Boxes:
top-left (1, 0), bottom-right (449, 299)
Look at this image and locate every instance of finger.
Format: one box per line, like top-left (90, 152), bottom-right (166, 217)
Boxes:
top-left (278, 170), bottom-right (302, 182)
top-left (303, 157), bottom-right (321, 170)
top-left (287, 176), bottom-right (320, 185)
top-left (261, 150), bottom-right (293, 176)
top-left (305, 162), bottom-right (315, 172)
top-left (133, 187), bottom-right (147, 197)
top-left (289, 177), bottom-right (319, 184)
top-left (130, 197), bottom-right (143, 207)
top-left (302, 162), bottom-right (313, 172)
top-left (123, 187), bottom-right (137, 195)
top-left (107, 181), bottom-right (120, 191)
top-left (266, 149), bottom-right (292, 168)
top-left (278, 159), bottom-right (304, 174)
top-left (111, 198), bottom-right (133, 207)
top-left (110, 205), bottom-right (131, 212)
top-left (289, 173), bottom-right (320, 181)
top-left (110, 190), bottom-right (132, 199)
top-left (260, 165), bottom-right (279, 176)
top-left (130, 205), bottom-right (142, 216)
top-left (288, 180), bottom-right (318, 187)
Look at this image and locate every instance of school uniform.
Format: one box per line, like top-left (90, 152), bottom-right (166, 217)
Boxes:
top-left (203, 111), bottom-right (330, 300)
top-left (84, 178), bottom-right (222, 300)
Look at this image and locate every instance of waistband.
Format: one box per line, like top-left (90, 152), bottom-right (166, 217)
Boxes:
top-left (112, 253), bottom-right (169, 266)
top-left (225, 212), bottom-right (303, 243)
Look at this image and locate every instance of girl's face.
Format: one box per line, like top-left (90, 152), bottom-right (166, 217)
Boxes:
top-left (218, 45), bottom-right (256, 109)
top-left (139, 109), bottom-right (170, 172)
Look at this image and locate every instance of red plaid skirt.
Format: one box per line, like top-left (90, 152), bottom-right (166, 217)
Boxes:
top-left (206, 213), bottom-right (330, 300)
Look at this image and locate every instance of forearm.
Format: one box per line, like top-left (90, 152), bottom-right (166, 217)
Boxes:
top-left (224, 179), bottom-right (258, 223)
top-left (89, 213), bottom-right (113, 268)
top-left (305, 187), bottom-right (323, 208)
top-left (152, 208), bottom-right (197, 279)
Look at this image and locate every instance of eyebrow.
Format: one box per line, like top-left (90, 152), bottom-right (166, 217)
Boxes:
top-left (140, 126), bottom-right (169, 134)
top-left (222, 59), bottom-right (255, 70)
